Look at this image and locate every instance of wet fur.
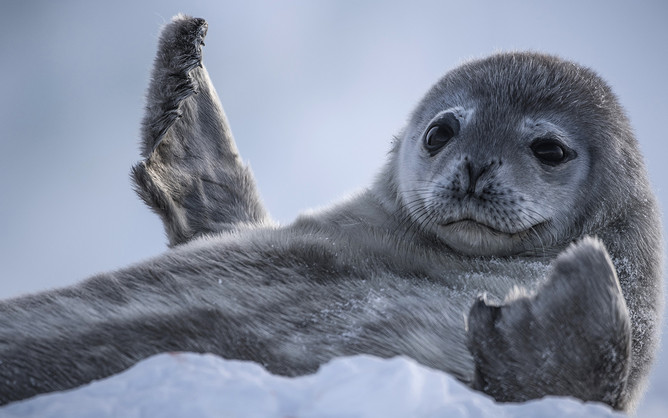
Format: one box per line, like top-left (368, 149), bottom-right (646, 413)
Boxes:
top-left (0, 15), bottom-right (662, 412)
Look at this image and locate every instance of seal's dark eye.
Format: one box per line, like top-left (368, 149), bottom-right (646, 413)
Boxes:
top-left (530, 138), bottom-right (576, 166)
top-left (424, 112), bottom-right (460, 156)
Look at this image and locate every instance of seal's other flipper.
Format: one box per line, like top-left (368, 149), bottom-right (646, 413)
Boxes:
top-left (132, 15), bottom-right (269, 247)
top-left (467, 237), bottom-right (631, 410)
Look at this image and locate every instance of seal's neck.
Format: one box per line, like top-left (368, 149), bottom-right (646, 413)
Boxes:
top-left (369, 152), bottom-right (405, 221)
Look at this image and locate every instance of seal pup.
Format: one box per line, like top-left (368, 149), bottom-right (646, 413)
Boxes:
top-left (0, 15), bottom-right (662, 412)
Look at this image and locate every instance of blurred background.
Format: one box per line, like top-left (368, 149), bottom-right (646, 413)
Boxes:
top-left (0, 0), bottom-right (666, 414)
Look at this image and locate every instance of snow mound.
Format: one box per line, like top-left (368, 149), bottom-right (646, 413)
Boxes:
top-left (2, 353), bottom-right (623, 418)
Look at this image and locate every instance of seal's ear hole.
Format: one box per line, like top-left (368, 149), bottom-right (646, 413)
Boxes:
top-left (424, 112), bottom-right (460, 156)
top-left (530, 137), bottom-right (576, 166)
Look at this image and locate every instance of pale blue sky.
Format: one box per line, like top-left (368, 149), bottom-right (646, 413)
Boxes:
top-left (0, 1), bottom-right (666, 414)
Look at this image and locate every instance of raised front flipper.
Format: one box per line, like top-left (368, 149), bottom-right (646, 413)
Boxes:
top-left (132, 15), bottom-right (269, 247)
top-left (467, 237), bottom-right (632, 410)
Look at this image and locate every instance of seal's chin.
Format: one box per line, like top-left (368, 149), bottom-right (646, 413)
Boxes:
top-left (436, 220), bottom-right (526, 256)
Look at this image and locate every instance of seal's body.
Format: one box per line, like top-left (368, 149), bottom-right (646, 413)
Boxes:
top-left (0, 15), bottom-right (662, 412)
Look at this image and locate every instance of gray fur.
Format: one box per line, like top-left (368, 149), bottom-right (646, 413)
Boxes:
top-left (131, 16), bottom-right (269, 246)
top-left (468, 238), bottom-right (632, 407)
top-left (0, 14), bottom-right (662, 412)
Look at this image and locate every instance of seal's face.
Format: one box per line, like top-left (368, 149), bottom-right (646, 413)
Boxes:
top-left (397, 57), bottom-right (594, 256)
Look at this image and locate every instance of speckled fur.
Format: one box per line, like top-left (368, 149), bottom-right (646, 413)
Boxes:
top-left (0, 15), bottom-right (662, 412)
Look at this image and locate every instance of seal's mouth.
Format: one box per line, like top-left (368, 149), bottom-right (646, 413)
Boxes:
top-left (438, 215), bottom-right (549, 235)
top-left (439, 218), bottom-right (507, 234)
top-left (439, 219), bottom-right (513, 236)
top-left (434, 219), bottom-right (528, 256)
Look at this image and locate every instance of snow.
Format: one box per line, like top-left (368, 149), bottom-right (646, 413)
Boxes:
top-left (1, 353), bottom-right (623, 418)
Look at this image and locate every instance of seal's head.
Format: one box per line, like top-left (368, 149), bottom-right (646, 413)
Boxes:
top-left (395, 52), bottom-right (646, 257)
